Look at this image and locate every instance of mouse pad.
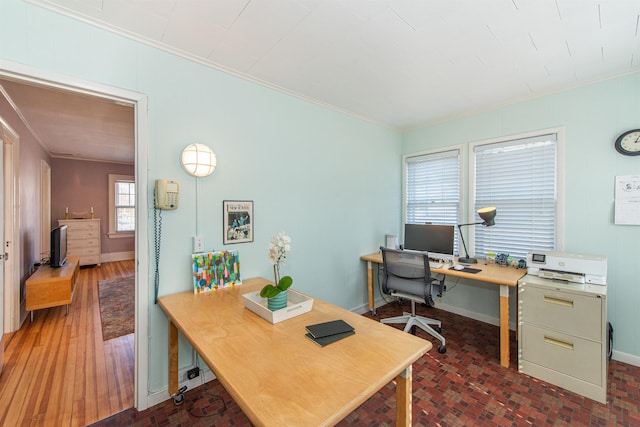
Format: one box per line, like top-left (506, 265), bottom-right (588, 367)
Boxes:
top-left (461, 267), bottom-right (481, 273)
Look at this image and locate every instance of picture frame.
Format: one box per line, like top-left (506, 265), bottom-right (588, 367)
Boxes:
top-left (223, 200), bottom-right (254, 244)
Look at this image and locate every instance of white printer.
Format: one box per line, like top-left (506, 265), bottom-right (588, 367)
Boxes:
top-left (526, 250), bottom-right (607, 285)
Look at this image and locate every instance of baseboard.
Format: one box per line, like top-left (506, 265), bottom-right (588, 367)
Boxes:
top-left (100, 251), bottom-right (134, 263)
top-left (612, 350), bottom-right (640, 367)
top-left (146, 367), bottom-right (217, 408)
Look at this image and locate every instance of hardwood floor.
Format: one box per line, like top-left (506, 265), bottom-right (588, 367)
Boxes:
top-left (0, 260), bottom-right (135, 427)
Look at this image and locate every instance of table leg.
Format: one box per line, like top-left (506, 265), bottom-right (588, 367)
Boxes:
top-left (168, 319), bottom-right (179, 395)
top-left (395, 365), bottom-right (412, 427)
top-left (499, 285), bottom-right (510, 368)
top-left (367, 261), bottom-right (376, 315)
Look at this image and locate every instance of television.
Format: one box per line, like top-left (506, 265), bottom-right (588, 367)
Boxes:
top-left (403, 223), bottom-right (455, 260)
top-left (50, 225), bottom-right (68, 268)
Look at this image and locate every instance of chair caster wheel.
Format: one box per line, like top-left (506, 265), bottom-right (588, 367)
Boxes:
top-left (437, 345), bottom-right (446, 354)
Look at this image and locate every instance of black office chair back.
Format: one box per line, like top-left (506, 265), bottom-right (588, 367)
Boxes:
top-left (380, 246), bottom-right (434, 307)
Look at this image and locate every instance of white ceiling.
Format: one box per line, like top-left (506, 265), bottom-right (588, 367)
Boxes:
top-left (4, 0), bottom-right (640, 163)
top-left (0, 78), bottom-right (135, 164)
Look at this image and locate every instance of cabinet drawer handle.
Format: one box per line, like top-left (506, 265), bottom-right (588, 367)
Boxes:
top-left (544, 336), bottom-right (574, 351)
top-left (543, 295), bottom-right (574, 308)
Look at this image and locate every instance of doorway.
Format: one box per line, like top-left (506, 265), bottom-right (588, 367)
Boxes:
top-left (0, 63), bottom-right (150, 412)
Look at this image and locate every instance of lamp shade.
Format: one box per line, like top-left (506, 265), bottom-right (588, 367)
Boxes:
top-left (477, 206), bottom-right (496, 226)
top-left (181, 143), bottom-right (216, 177)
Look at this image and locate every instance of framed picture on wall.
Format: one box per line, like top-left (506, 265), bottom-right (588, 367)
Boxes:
top-left (223, 200), bottom-right (254, 244)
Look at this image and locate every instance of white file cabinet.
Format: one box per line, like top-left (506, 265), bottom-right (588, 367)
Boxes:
top-left (59, 218), bottom-right (101, 266)
top-left (518, 274), bottom-right (607, 403)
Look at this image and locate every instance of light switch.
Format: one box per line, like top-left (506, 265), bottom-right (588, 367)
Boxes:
top-left (193, 236), bottom-right (205, 253)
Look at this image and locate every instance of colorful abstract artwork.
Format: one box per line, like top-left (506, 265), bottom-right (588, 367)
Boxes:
top-left (192, 250), bottom-right (241, 293)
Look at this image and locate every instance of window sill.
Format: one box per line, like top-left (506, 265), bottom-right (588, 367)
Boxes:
top-left (108, 232), bottom-right (134, 239)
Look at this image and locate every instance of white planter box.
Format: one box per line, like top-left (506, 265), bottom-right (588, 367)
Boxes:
top-left (242, 289), bottom-right (313, 324)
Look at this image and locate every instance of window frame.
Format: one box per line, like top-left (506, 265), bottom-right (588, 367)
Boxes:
top-left (108, 173), bottom-right (135, 238)
top-left (467, 127), bottom-right (565, 258)
top-left (402, 146), bottom-right (464, 249)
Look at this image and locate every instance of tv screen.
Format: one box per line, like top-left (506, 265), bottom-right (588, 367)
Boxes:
top-left (50, 225), bottom-right (68, 268)
top-left (403, 223), bottom-right (455, 257)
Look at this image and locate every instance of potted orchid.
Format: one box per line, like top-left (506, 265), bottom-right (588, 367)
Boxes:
top-left (260, 232), bottom-right (293, 310)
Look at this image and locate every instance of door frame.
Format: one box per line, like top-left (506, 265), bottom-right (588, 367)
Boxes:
top-left (0, 59), bottom-right (150, 410)
top-left (0, 115), bottom-right (20, 332)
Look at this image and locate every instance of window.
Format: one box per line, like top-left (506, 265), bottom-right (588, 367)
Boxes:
top-left (471, 131), bottom-right (559, 259)
top-left (109, 174), bottom-right (135, 237)
top-left (404, 149), bottom-right (461, 249)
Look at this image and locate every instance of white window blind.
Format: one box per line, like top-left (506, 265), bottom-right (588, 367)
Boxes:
top-left (405, 149), bottom-right (461, 240)
top-left (473, 133), bottom-right (557, 259)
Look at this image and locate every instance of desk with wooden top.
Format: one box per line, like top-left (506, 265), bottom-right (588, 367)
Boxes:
top-left (158, 277), bottom-right (431, 427)
top-left (361, 252), bottom-right (526, 368)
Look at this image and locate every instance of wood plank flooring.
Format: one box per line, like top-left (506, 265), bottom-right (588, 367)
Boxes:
top-left (0, 260), bottom-right (135, 427)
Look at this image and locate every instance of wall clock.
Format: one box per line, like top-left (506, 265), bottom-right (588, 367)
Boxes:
top-left (614, 129), bottom-right (640, 156)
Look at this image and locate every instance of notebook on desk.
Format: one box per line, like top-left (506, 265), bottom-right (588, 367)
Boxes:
top-left (306, 319), bottom-right (354, 338)
top-left (305, 330), bottom-right (355, 347)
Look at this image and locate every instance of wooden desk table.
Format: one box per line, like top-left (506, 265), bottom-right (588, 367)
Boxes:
top-left (361, 252), bottom-right (526, 368)
top-left (158, 277), bottom-right (431, 427)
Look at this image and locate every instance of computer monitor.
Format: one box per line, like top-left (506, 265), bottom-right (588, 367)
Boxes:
top-left (403, 223), bottom-right (455, 260)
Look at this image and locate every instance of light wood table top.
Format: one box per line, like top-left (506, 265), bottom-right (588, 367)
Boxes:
top-left (360, 252), bottom-right (525, 286)
top-left (158, 277), bottom-right (431, 427)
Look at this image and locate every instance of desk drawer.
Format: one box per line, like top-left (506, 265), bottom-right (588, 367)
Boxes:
top-left (520, 285), bottom-right (602, 341)
top-left (520, 324), bottom-right (602, 386)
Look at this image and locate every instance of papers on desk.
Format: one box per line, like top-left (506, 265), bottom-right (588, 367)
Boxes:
top-left (305, 320), bottom-right (355, 346)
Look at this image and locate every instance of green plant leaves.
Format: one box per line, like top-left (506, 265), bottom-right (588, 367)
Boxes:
top-left (259, 284), bottom-right (280, 298)
top-left (259, 276), bottom-right (293, 299)
top-left (277, 275), bottom-right (293, 291)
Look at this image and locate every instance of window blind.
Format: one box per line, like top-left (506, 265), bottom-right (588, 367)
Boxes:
top-left (405, 149), bottom-right (461, 249)
top-left (473, 134), bottom-right (557, 260)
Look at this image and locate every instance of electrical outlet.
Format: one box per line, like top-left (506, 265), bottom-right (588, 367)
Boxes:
top-left (193, 236), bottom-right (205, 253)
top-left (187, 367), bottom-right (200, 380)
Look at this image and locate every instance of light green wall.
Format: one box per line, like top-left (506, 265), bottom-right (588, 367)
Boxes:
top-left (403, 72), bottom-right (640, 360)
top-left (0, 0), bottom-right (402, 392)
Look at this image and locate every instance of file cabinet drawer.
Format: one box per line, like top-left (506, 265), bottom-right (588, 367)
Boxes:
top-left (520, 323), bottom-right (603, 386)
top-left (520, 285), bottom-right (602, 341)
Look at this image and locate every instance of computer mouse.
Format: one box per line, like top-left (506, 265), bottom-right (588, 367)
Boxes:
top-left (454, 264), bottom-right (465, 271)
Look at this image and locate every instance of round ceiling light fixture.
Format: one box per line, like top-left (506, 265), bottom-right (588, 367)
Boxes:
top-left (181, 143), bottom-right (217, 177)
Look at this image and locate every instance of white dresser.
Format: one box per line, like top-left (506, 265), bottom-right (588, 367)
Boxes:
top-left (518, 274), bottom-right (607, 403)
top-left (58, 219), bottom-right (101, 266)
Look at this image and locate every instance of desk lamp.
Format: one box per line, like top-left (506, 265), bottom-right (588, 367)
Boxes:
top-left (457, 207), bottom-right (496, 264)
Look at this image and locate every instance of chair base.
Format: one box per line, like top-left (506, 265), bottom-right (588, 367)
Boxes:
top-left (381, 311), bottom-right (446, 351)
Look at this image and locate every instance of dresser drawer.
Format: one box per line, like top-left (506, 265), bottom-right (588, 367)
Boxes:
top-left (67, 228), bottom-right (100, 240)
top-left (520, 323), bottom-right (603, 385)
top-left (61, 220), bottom-right (100, 232)
top-left (67, 238), bottom-right (100, 251)
top-left (520, 285), bottom-right (602, 341)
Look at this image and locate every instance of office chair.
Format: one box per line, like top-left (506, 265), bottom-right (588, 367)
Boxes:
top-left (379, 246), bottom-right (446, 353)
